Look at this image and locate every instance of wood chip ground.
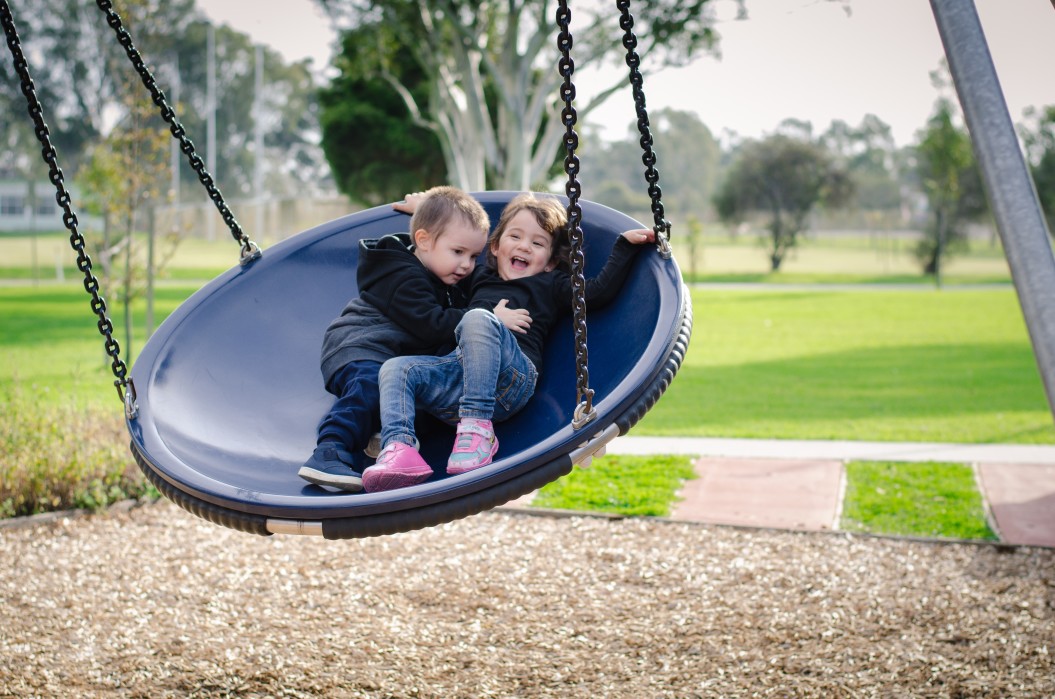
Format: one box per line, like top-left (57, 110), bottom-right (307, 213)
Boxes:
top-left (1, 501), bottom-right (1052, 698)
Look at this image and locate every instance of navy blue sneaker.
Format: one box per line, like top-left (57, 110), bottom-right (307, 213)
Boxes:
top-left (298, 443), bottom-right (363, 491)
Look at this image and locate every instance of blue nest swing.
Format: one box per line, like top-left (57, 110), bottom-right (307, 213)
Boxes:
top-left (128, 193), bottom-right (691, 538)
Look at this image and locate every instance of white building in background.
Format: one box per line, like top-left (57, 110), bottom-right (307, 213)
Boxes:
top-left (0, 179), bottom-right (65, 233)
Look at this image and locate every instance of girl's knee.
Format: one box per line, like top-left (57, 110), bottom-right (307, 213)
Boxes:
top-left (379, 357), bottom-right (413, 384)
top-left (457, 308), bottom-right (500, 339)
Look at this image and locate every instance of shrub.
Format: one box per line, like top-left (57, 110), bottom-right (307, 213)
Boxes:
top-left (0, 384), bottom-right (153, 518)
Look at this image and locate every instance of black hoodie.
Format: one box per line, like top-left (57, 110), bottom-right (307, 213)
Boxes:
top-left (320, 233), bottom-right (469, 384)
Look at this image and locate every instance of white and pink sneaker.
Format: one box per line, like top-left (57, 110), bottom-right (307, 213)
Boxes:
top-left (446, 418), bottom-right (499, 475)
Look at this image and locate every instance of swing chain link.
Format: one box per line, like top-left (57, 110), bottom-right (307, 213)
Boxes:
top-left (1, 0), bottom-right (136, 416)
top-left (616, 0), bottom-right (673, 259)
top-left (556, 0), bottom-right (596, 430)
top-left (94, 0), bottom-right (260, 265)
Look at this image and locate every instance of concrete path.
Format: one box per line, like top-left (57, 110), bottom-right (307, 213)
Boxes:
top-left (600, 436), bottom-right (1055, 548)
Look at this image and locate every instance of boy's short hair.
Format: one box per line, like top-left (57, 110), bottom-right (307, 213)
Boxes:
top-left (486, 192), bottom-right (571, 273)
top-left (410, 186), bottom-right (490, 242)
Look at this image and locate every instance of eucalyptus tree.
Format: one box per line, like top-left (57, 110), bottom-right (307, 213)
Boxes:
top-left (1, 0), bottom-right (324, 197)
top-left (314, 0), bottom-right (729, 191)
top-left (820, 115), bottom-right (902, 213)
top-left (0, 0), bottom-right (196, 171)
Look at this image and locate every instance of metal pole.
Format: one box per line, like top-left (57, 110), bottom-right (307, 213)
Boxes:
top-left (930, 0), bottom-right (1055, 422)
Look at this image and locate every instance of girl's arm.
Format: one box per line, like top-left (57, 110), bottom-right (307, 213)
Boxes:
top-left (571, 228), bottom-right (655, 309)
top-left (392, 191), bottom-right (427, 216)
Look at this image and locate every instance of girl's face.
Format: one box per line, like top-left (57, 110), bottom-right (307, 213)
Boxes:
top-left (414, 216), bottom-right (487, 285)
top-left (491, 210), bottom-right (555, 281)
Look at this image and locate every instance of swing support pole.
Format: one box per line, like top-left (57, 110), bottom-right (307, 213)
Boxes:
top-left (930, 0), bottom-right (1055, 424)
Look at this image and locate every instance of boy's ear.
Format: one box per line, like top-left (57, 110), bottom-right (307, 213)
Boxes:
top-left (412, 228), bottom-right (431, 249)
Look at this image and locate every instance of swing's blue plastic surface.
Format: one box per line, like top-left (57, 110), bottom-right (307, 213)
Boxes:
top-left (128, 192), bottom-right (691, 537)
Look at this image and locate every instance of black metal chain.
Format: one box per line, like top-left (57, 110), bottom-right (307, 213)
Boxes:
top-left (94, 0), bottom-right (260, 264)
top-left (616, 0), bottom-right (672, 258)
top-left (556, 0), bottom-right (595, 429)
top-left (1, 0), bottom-right (136, 415)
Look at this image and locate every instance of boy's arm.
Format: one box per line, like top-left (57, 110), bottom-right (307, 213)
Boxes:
top-left (492, 298), bottom-right (532, 334)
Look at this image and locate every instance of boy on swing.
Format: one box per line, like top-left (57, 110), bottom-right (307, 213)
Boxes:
top-left (299, 186), bottom-right (499, 490)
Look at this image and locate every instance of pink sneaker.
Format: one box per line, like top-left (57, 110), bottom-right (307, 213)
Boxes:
top-left (363, 442), bottom-right (433, 492)
top-left (447, 418), bottom-right (499, 475)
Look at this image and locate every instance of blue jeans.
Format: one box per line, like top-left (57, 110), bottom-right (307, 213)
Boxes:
top-left (316, 360), bottom-right (383, 468)
top-left (379, 309), bottom-right (538, 448)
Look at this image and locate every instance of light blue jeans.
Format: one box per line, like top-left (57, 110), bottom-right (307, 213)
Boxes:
top-left (378, 309), bottom-right (538, 449)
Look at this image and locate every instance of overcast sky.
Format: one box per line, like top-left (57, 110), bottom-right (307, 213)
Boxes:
top-left (196, 0), bottom-right (1055, 147)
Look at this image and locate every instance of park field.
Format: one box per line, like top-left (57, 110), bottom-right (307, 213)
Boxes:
top-left (0, 224), bottom-right (1014, 285)
top-left (636, 286), bottom-right (1054, 444)
top-left (1, 282), bottom-right (1050, 445)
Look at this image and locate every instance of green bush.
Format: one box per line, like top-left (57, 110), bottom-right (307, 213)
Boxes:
top-left (0, 384), bottom-right (153, 517)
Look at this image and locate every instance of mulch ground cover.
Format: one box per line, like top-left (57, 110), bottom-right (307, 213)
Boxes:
top-left (1, 500), bottom-right (1052, 698)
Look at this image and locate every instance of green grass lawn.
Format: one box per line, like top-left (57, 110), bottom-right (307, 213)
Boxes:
top-left (0, 233), bottom-right (238, 283)
top-left (669, 228), bottom-right (1011, 284)
top-left (840, 460), bottom-right (997, 541)
top-left (531, 454), bottom-right (696, 517)
top-left (0, 284), bottom-right (199, 410)
top-left (2, 283), bottom-right (1051, 444)
top-left (530, 454), bottom-right (998, 543)
top-left (635, 287), bottom-right (1054, 444)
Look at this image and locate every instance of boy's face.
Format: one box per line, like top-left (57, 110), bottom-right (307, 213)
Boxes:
top-left (491, 210), bottom-right (555, 281)
top-left (414, 216), bottom-right (487, 286)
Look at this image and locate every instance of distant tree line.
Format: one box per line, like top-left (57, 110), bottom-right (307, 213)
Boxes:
top-left (8, 1), bottom-right (1053, 283)
top-left (311, 2), bottom-right (1055, 280)
top-left (0, 0), bottom-right (327, 201)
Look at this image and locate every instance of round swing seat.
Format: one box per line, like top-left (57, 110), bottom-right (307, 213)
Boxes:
top-left (128, 192), bottom-right (691, 538)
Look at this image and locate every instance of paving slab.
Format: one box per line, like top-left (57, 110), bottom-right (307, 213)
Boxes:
top-left (671, 457), bottom-right (843, 532)
top-left (977, 463), bottom-right (1055, 548)
top-left (499, 439), bottom-right (1055, 548)
top-left (607, 436), bottom-right (1055, 464)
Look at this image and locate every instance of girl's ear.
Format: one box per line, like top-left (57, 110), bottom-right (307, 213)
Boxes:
top-left (413, 228), bottom-right (432, 250)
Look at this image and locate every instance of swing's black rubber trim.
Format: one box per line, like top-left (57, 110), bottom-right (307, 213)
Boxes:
top-left (319, 454), bottom-right (574, 539)
top-left (132, 444), bottom-right (274, 536)
top-left (127, 287), bottom-right (692, 539)
top-left (130, 440), bottom-right (571, 539)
